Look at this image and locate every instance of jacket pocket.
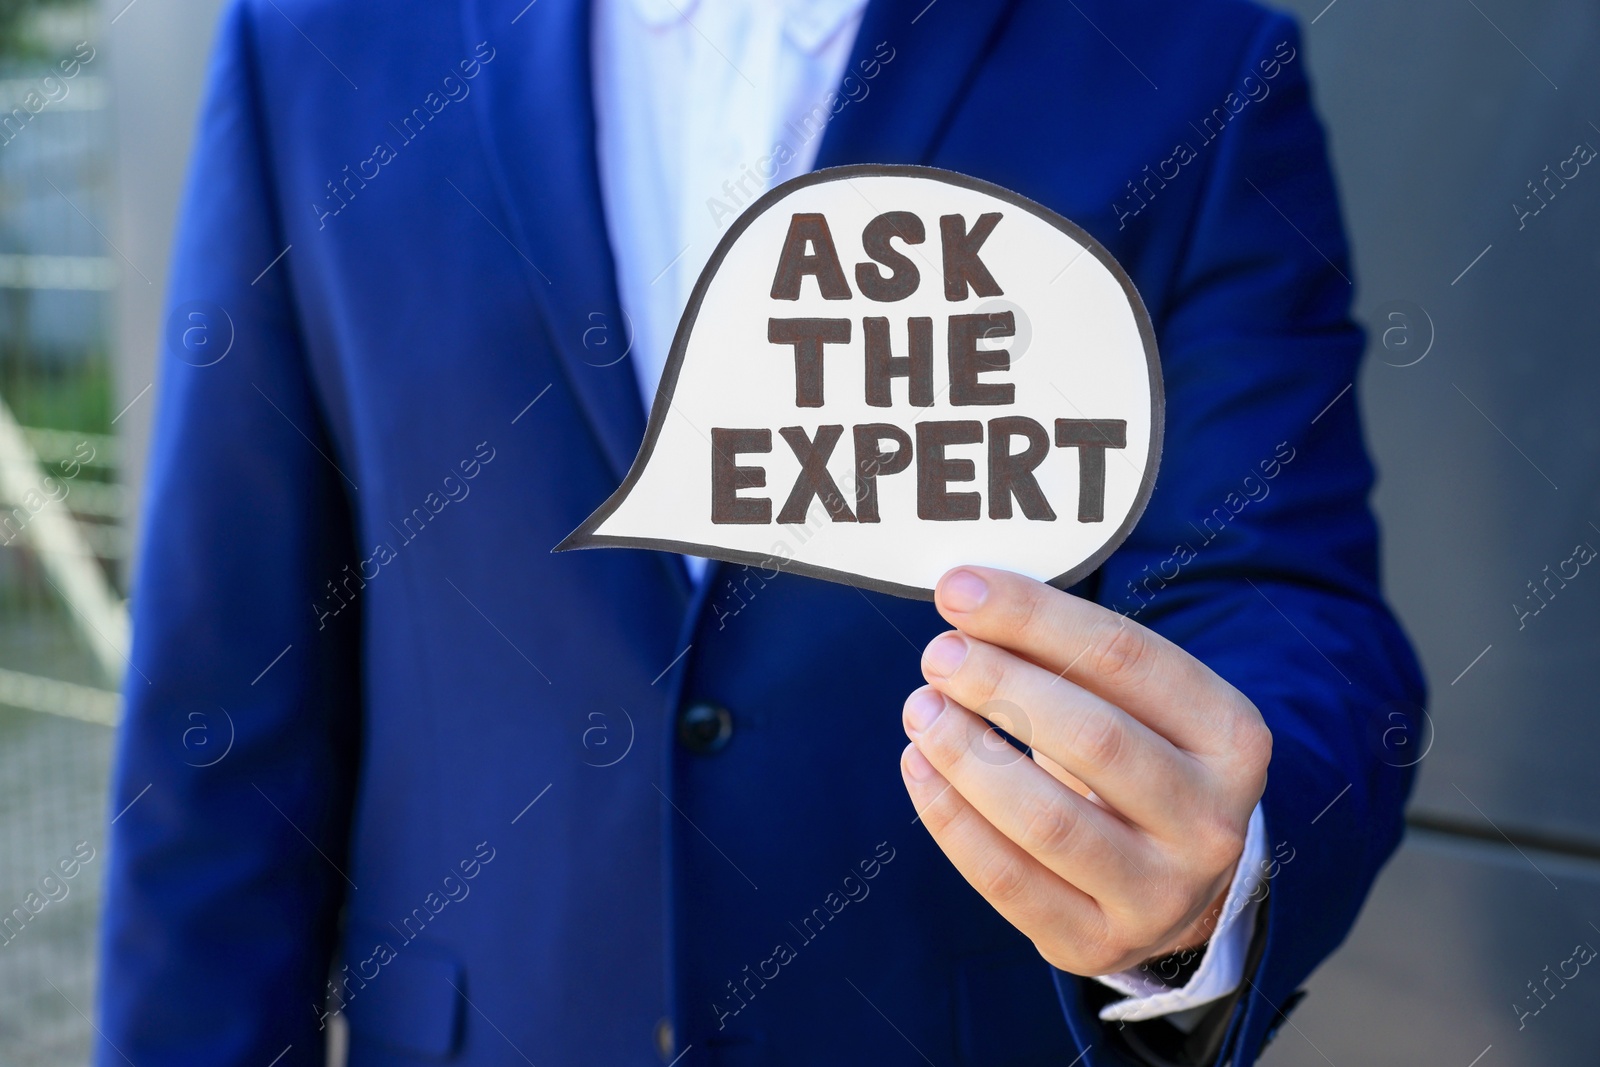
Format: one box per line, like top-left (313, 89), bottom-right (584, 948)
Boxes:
top-left (338, 926), bottom-right (464, 1060)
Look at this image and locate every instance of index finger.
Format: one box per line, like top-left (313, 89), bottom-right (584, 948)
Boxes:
top-left (932, 566), bottom-right (1255, 759)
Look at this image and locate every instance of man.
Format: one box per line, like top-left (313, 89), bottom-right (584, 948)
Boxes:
top-left (98, 0), bottom-right (1424, 1064)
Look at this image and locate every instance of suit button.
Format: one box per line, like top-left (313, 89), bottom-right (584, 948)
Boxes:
top-left (678, 702), bottom-right (733, 754)
top-left (654, 1016), bottom-right (675, 1061)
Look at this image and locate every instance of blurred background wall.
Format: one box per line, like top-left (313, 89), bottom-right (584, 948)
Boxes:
top-left (1261, 1), bottom-right (1600, 1064)
top-left (0, 0), bottom-right (222, 1058)
top-left (0, 0), bottom-right (129, 1059)
top-left (0, 0), bottom-right (1594, 1063)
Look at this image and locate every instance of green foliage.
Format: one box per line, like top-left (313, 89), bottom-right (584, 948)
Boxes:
top-left (0, 0), bottom-right (73, 60)
top-left (0, 355), bottom-right (111, 435)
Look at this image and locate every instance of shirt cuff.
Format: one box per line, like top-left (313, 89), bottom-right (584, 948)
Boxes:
top-left (1091, 802), bottom-right (1268, 1026)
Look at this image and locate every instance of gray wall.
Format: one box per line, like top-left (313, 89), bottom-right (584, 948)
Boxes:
top-left (1263, 1), bottom-right (1600, 1064)
top-left (107, 0), bottom-right (1600, 1062)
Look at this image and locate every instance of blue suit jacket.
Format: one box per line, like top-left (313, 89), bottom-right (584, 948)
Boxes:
top-left (98, 0), bottom-right (1425, 1064)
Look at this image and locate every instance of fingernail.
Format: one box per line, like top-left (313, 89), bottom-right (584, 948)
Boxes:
top-left (903, 743), bottom-right (937, 781)
top-left (922, 633), bottom-right (968, 680)
top-left (904, 689), bottom-right (945, 734)
top-left (940, 569), bottom-right (989, 613)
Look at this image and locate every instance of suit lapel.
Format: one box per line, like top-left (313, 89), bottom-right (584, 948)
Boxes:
top-left (458, 0), bottom-right (1016, 603)
top-left (461, 0), bottom-right (691, 597)
top-left (459, 0), bottom-right (645, 488)
top-left (817, 0), bottom-right (1021, 167)
top-left (458, 0), bottom-right (1022, 478)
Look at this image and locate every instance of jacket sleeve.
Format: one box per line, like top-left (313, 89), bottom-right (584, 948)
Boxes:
top-left (96, 2), bottom-right (362, 1061)
top-left (1053, 13), bottom-right (1426, 1067)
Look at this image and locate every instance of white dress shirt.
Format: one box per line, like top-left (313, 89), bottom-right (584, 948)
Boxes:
top-left (590, 0), bottom-right (1266, 1025)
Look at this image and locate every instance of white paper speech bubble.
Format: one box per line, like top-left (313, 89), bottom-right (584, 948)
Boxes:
top-left (558, 165), bottom-right (1163, 600)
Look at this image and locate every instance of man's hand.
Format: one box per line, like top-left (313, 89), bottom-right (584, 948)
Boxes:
top-left (900, 566), bottom-right (1272, 977)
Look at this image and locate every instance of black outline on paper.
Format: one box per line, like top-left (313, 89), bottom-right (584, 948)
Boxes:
top-left (555, 164), bottom-right (1165, 602)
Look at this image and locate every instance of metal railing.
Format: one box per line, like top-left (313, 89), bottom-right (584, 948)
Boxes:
top-left (1, 7), bottom-right (120, 1062)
